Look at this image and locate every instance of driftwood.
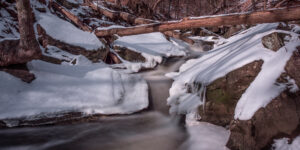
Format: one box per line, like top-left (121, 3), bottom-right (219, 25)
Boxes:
top-left (87, 1), bottom-right (194, 44)
top-left (95, 6), bottom-right (300, 37)
top-left (50, 0), bottom-right (91, 32)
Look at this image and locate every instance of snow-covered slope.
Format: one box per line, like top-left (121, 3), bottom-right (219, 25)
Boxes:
top-left (167, 23), bottom-right (300, 120)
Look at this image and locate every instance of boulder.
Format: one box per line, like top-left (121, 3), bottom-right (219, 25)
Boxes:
top-left (0, 63), bottom-right (35, 83)
top-left (227, 46), bottom-right (300, 150)
top-left (36, 24), bottom-right (107, 63)
top-left (227, 91), bottom-right (300, 150)
top-left (224, 25), bottom-right (244, 38)
top-left (199, 60), bottom-right (263, 126)
top-left (286, 46), bottom-right (300, 86)
top-left (262, 32), bottom-right (291, 52)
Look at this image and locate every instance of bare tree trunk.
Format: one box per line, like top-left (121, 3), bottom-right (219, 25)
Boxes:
top-left (153, 0), bottom-right (163, 11)
top-left (95, 6), bottom-right (300, 37)
top-left (0, 0), bottom-right (41, 66)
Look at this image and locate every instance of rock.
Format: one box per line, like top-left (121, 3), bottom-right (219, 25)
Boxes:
top-left (190, 40), bottom-right (214, 52)
top-left (0, 63), bottom-right (36, 83)
top-left (262, 32), bottom-right (291, 52)
top-left (40, 55), bottom-right (63, 64)
top-left (224, 25), bottom-right (243, 38)
top-left (0, 120), bottom-right (6, 128)
top-left (114, 46), bottom-right (146, 62)
top-left (199, 60), bottom-right (263, 126)
top-left (285, 46), bottom-right (300, 86)
top-left (227, 46), bottom-right (300, 150)
top-left (36, 24), bottom-right (107, 63)
top-left (227, 91), bottom-right (300, 150)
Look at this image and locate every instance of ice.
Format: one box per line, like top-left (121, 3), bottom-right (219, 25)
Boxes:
top-left (0, 60), bottom-right (149, 120)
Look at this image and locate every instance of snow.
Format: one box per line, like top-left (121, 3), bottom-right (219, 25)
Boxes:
top-left (42, 46), bottom-right (77, 63)
top-left (0, 60), bottom-right (149, 120)
top-left (67, 0), bottom-right (83, 4)
top-left (0, 8), bottom-right (19, 40)
top-left (114, 32), bottom-right (186, 57)
top-left (97, 25), bottom-right (126, 30)
top-left (113, 32), bottom-right (186, 72)
top-left (272, 136), bottom-right (300, 150)
top-left (36, 12), bottom-right (104, 50)
top-left (167, 23), bottom-right (300, 120)
top-left (235, 38), bottom-right (300, 120)
top-left (181, 117), bottom-right (230, 150)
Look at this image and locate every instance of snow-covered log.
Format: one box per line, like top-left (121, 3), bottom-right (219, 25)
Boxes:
top-left (50, 1), bottom-right (92, 32)
top-left (87, 1), bottom-right (194, 44)
top-left (95, 7), bottom-right (300, 37)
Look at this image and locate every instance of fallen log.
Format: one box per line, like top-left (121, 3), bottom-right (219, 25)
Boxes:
top-left (95, 6), bottom-right (300, 37)
top-left (50, 0), bottom-right (91, 32)
top-left (275, 0), bottom-right (289, 8)
top-left (87, 1), bottom-right (194, 44)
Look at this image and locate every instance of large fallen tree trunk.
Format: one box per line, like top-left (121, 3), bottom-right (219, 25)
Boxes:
top-left (95, 6), bottom-right (300, 37)
top-left (87, 1), bottom-right (194, 44)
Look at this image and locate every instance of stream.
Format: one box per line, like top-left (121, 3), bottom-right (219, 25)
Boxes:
top-left (0, 56), bottom-right (190, 150)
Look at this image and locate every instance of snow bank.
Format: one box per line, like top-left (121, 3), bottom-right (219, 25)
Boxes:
top-left (36, 13), bottom-right (104, 50)
top-left (272, 136), bottom-right (300, 150)
top-left (167, 23), bottom-right (300, 120)
top-left (113, 32), bottom-right (186, 72)
top-left (0, 60), bottom-right (149, 120)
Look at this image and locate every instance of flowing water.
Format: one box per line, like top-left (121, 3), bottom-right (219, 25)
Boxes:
top-left (0, 57), bottom-right (190, 150)
top-left (0, 112), bottom-right (187, 150)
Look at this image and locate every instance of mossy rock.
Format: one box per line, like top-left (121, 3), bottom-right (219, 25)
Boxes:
top-left (199, 60), bottom-right (263, 126)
